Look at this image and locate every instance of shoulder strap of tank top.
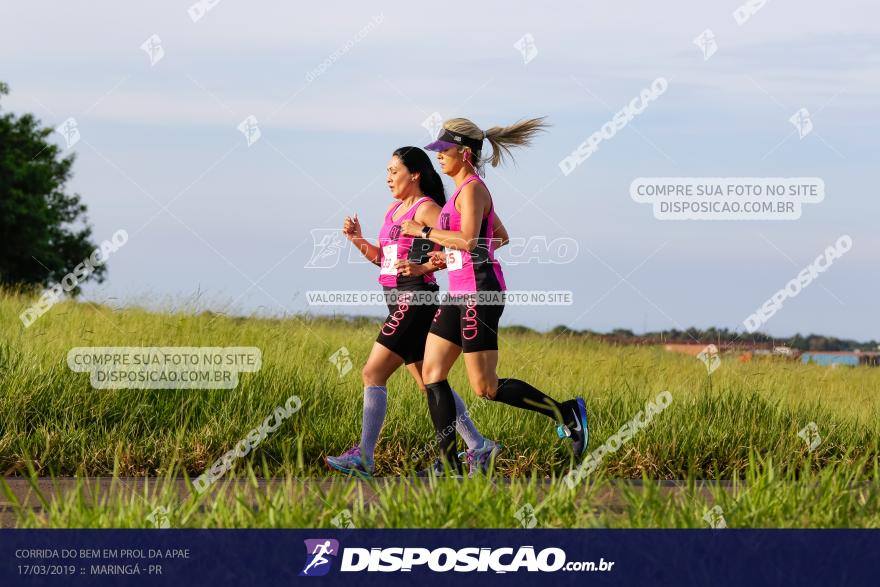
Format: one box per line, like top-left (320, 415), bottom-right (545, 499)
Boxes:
top-left (451, 174), bottom-right (482, 205)
top-left (392, 197), bottom-right (430, 223)
top-left (386, 201), bottom-right (404, 221)
top-left (409, 196), bottom-right (432, 214)
top-left (454, 175), bottom-right (493, 219)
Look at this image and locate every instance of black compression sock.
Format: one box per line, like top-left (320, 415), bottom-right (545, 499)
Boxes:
top-left (494, 378), bottom-right (567, 422)
top-left (424, 380), bottom-right (459, 469)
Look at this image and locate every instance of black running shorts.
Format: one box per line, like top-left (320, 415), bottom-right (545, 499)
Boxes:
top-left (375, 287), bottom-right (439, 364)
top-left (428, 293), bottom-right (505, 353)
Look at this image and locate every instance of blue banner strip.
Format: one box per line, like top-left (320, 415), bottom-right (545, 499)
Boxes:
top-left (1, 529), bottom-right (876, 586)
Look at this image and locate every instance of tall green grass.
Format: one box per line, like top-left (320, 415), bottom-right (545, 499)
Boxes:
top-left (4, 455), bottom-right (878, 528)
top-left (1, 289), bottom-right (878, 481)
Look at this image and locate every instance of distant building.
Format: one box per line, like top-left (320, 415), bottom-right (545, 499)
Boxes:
top-left (800, 351), bottom-right (880, 367)
top-left (660, 344), bottom-right (879, 367)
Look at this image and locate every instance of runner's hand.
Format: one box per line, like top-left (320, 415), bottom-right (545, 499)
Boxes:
top-left (400, 219), bottom-right (423, 237)
top-left (395, 259), bottom-right (425, 277)
top-left (342, 213), bottom-right (362, 240)
top-left (427, 251), bottom-right (447, 269)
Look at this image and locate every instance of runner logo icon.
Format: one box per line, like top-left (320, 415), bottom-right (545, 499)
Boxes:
top-left (300, 539), bottom-right (340, 577)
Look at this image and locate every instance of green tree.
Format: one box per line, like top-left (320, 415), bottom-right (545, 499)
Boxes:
top-left (0, 82), bottom-right (105, 291)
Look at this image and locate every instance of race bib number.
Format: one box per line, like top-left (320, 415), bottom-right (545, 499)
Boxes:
top-left (446, 249), bottom-right (464, 271)
top-left (380, 244), bottom-right (398, 275)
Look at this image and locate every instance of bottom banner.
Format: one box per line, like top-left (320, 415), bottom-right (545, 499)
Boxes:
top-left (1, 529), bottom-right (875, 586)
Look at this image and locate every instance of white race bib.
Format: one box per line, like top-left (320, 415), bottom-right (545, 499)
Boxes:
top-left (380, 244), bottom-right (398, 275)
top-left (446, 249), bottom-right (464, 271)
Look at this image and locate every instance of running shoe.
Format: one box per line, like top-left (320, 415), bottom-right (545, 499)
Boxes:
top-left (325, 445), bottom-right (373, 479)
top-left (556, 397), bottom-right (589, 459)
top-left (458, 439), bottom-right (503, 477)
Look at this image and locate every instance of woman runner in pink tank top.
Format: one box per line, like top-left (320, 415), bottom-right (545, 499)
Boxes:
top-left (400, 117), bottom-right (590, 475)
top-left (324, 147), bottom-right (498, 478)
top-left (376, 193), bottom-right (437, 289)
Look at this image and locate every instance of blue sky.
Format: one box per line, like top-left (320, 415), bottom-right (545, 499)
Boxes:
top-left (2, 1), bottom-right (877, 340)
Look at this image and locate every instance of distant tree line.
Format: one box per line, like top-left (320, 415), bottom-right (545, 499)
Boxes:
top-left (502, 325), bottom-right (879, 352)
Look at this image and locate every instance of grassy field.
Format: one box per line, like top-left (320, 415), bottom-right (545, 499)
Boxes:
top-left (1, 289), bottom-right (879, 527)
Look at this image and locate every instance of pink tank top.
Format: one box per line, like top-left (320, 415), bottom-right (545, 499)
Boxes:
top-left (437, 175), bottom-right (507, 294)
top-left (377, 197), bottom-right (440, 289)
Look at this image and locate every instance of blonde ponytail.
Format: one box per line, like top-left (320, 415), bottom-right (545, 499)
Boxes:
top-left (443, 116), bottom-right (549, 170)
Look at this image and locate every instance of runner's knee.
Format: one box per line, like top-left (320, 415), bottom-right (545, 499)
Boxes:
top-left (421, 362), bottom-right (447, 385)
top-left (361, 364), bottom-right (387, 386)
top-left (471, 375), bottom-right (498, 399)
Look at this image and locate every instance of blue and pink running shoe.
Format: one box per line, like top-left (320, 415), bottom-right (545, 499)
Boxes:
top-left (459, 439), bottom-right (503, 477)
top-left (325, 445), bottom-right (374, 479)
top-left (556, 397), bottom-right (589, 459)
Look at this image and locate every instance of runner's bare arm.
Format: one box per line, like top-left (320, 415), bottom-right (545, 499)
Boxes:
top-left (343, 212), bottom-right (381, 264)
top-left (413, 200), bottom-right (441, 228)
top-left (492, 213), bottom-right (510, 248)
